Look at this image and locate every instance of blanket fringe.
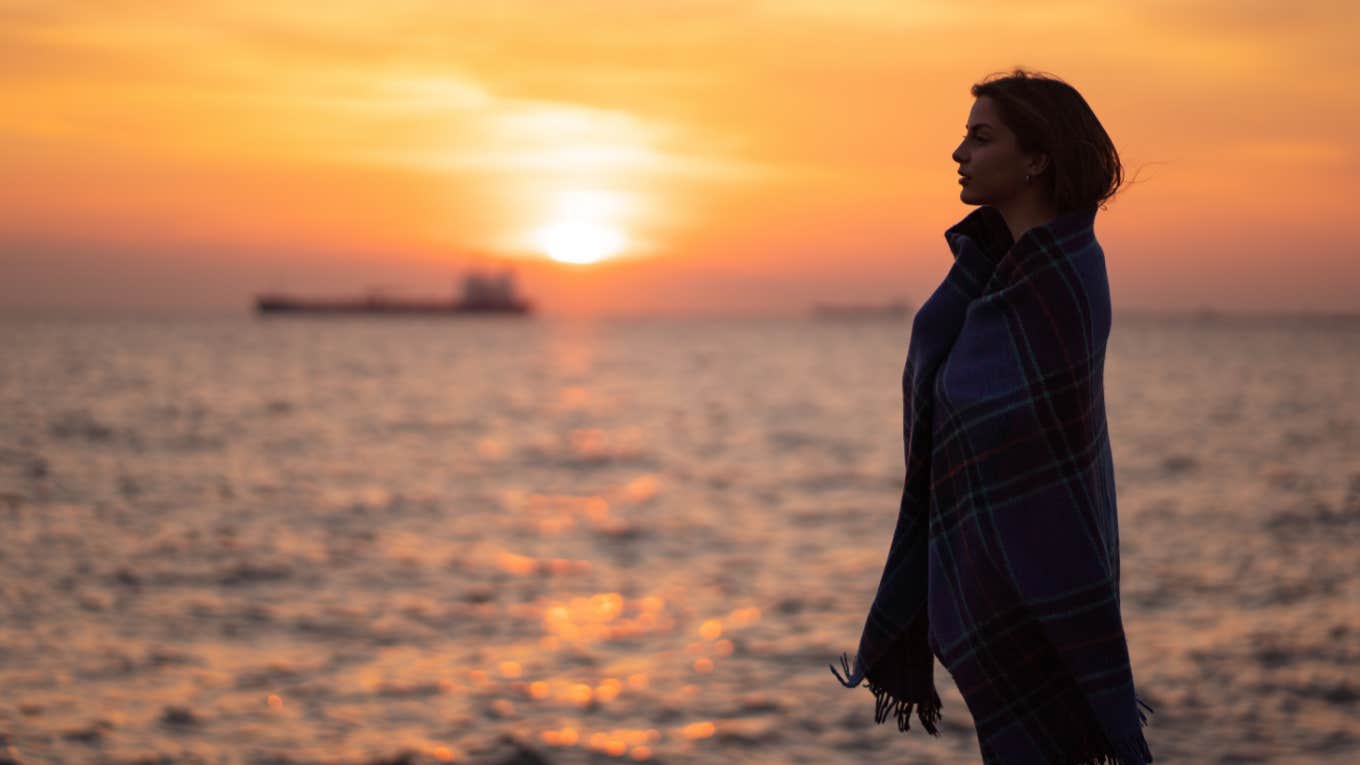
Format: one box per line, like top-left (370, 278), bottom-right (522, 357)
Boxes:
top-left (1136, 695), bottom-right (1155, 726)
top-left (1066, 730), bottom-right (1154, 765)
top-left (1058, 696), bottom-right (1155, 765)
top-left (831, 654), bottom-right (1153, 761)
top-left (828, 652), bottom-right (860, 687)
top-left (829, 652), bottom-right (941, 735)
top-left (870, 681), bottom-right (942, 734)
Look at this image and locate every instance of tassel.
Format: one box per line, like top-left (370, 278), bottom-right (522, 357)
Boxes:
top-left (828, 652), bottom-right (861, 687)
top-left (830, 650), bottom-right (943, 735)
top-left (1060, 720), bottom-right (1154, 765)
top-left (1135, 695), bottom-right (1155, 726)
top-left (1072, 730), bottom-right (1154, 765)
top-left (867, 677), bottom-right (942, 734)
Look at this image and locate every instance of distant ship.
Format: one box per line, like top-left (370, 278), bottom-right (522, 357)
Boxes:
top-left (811, 298), bottom-right (912, 319)
top-left (255, 270), bottom-right (533, 316)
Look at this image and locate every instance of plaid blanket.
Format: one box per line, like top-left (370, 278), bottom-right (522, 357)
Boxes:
top-left (832, 204), bottom-right (1154, 764)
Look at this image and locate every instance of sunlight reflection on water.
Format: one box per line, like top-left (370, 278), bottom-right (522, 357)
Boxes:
top-left (0, 314), bottom-right (1356, 764)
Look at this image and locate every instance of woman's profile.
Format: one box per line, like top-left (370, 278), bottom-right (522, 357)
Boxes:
top-left (832, 68), bottom-right (1155, 764)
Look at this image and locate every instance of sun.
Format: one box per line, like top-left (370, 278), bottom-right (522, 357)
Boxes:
top-left (534, 220), bottom-right (625, 264)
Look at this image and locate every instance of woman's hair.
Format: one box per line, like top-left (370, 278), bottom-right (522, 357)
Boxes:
top-left (971, 68), bottom-right (1123, 213)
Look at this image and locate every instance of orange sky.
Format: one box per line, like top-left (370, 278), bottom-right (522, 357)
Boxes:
top-left (2, 0), bottom-right (1358, 316)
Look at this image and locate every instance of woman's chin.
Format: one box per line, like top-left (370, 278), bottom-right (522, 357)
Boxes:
top-left (959, 185), bottom-right (994, 206)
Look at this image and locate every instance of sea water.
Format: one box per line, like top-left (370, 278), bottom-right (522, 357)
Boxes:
top-left (1, 313), bottom-right (1356, 764)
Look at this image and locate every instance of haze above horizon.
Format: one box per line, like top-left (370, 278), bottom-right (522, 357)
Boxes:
top-left (3, 1), bottom-right (1358, 316)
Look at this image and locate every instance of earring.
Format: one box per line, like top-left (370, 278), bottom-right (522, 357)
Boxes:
top-left (1025, 174), bottom-right (1032, 184)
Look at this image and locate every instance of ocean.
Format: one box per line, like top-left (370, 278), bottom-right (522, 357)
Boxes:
top-left (1, 313), bottom-right (1356, 765)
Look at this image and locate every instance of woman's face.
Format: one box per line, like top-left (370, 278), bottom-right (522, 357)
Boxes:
top-left (952, 96), bottom-right (1041, 207)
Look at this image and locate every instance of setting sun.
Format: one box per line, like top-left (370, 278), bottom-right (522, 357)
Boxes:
top-left (1, 2), bottom-right (1358, 315)
top-left (534, 220), bottom-right (626, 265)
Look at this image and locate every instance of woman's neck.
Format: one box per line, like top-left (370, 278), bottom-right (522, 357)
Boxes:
top-left (995, 191), bottom-right (1059, 244)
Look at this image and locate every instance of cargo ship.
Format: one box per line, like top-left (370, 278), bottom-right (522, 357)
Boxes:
top-left (255, 270), bottom-right (532, 316)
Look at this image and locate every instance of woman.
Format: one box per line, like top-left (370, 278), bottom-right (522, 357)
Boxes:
top-left (832, 69), bottom-right (1154, 764)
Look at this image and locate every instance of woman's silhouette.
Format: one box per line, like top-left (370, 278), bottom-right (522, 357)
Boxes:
top-left (833, 69), bottom-right (1154, 764)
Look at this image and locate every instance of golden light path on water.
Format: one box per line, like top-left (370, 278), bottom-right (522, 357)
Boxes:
top-left (459, 522), bottom-right (766, 762)
top-left (453, 481), bottom-right (768, 761)
top-left (347, 372), bottom-right (775, 765)
top-left (261, 472), bottom-right (772, 763)
top-left (7, 315), bottom-right (1356, 763)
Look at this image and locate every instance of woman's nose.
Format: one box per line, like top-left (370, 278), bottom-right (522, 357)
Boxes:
top-left (952, 143), bottom-right (967, 163)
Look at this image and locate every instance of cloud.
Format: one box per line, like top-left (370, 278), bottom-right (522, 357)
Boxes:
top-left (2, 0), bottom-right (1358, 313)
